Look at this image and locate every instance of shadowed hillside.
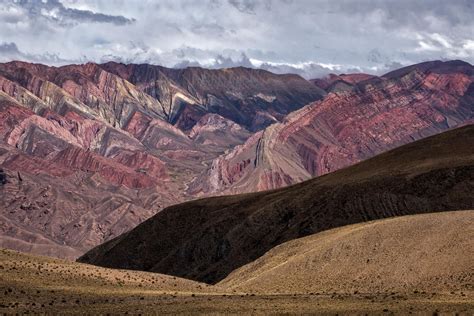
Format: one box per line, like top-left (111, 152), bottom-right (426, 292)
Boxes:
top-left (79, 124), bottom-right (474, 284)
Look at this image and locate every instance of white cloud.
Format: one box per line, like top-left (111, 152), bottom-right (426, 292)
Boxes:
top-left (430, 33), bottom-right (453, 48)
top-left (462, 40), bottom-right (474, 51)
top-left (0, 0), bottom-right (472, 78)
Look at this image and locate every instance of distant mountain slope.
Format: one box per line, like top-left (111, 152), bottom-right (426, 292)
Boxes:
top-left (191, 60), bottom-right (474, 195)
top-left (79, 125), bottom-right (474, 284)
top-left (3, 61), bottom-right (311, 258)
top-left (0, 61), bottom-right (325, 132)
top-left (220, 210), bottom-right (474, 294)
top-left (1, 59), bottom-right (473, 260)
top-left (100, 62), bottom-right (326, 131)
top-left (310, 73), bottom-right (377, 93)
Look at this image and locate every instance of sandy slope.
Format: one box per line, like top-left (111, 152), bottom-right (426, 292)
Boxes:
top-left (1, 211), bottom-right (473, 314)
top-left (220, 210), bottom-right (474, 295)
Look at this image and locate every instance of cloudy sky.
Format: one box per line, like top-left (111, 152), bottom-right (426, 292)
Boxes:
top-left (1, 0), bottom-right (473, 78)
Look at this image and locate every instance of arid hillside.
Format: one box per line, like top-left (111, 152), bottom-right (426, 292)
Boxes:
top-left (220, 210), bottom-right (474, 295)
top-left (79, 125), bottom-right (474, 284)
top-left (1, 211), bottom-right (473, 314)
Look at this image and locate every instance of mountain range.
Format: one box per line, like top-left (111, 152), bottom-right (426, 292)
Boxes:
top-left (0, 59), bottom-right (473, 260)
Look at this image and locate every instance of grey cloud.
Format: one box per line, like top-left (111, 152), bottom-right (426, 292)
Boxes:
top-left (0, 42), bottom-right (20, 55)
top-left (227, 0), bottom-right (274, 13)
top-left (0, 41), bottom-right (71, 64)
top-left (367, 49), bottom-right (384, 64)
top-left (191, 22), bottom-right (227, 37)
top-left (0, 0), bottom-right (472, 79)
top-left (12, 0), bottom-right (135, 26)
top-left (173, 52), bottom-right (252, 69)
top-left (213, 53), bottom-right (253, 68)
top-left (228, 0), bottom-right (258, 14)
top-left (260, 62), bottom-right (351, 80)
top-left (331, 0), bottom-right (474, 30)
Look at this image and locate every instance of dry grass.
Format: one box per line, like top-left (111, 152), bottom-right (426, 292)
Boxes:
top-left (1, 211), bottom-right (473, 314)
top-left (220, 210), bottom-right (474, 295)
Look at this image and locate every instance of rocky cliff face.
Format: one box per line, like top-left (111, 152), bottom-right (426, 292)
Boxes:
top-left (189, 114), bottom-right (252, 148)
top-left (190, 60), bottom-right (474, 195)
top-left (0, 93), bottom-right (183, 258)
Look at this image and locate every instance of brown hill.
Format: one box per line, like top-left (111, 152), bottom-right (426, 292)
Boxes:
top-left (1, 212), bottom-right (473, 314)
top-left (220, 210), bottom-right (474, 295)
top-left (0, 248), bottom-right (221, 314)
top-left (78, 124), bottom-right (474, 284)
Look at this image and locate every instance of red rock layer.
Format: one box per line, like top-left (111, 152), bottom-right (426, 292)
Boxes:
top-left (100, 62), bottom-right (326, 131)
top-left (191, 60), bottom-right (474, 195)
top-left (0, 59), bottom-right (473, 260)
top-left (2, 61), bottom-right (308, 259)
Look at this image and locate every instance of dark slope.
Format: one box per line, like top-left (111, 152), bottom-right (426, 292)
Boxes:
top-left (382, 59), bottom-right (474, 79)
top-left (79, 124), bottom-right (474, 284)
